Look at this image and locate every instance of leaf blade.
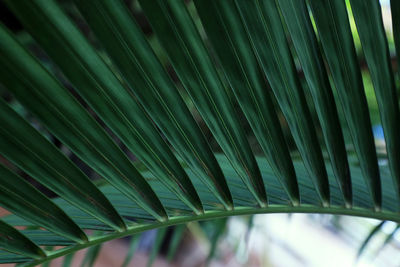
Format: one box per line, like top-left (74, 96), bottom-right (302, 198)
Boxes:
top-left (72, 0), bottom-right (233, 210)
top-left (0, 220), bottom-right (45, 260)
top-left (0, 22), bottom-right (167, 221)
top-left (121, 235), bottom-right (141, 267)
top-left (391, 0), bottom-right (400, 64)
top-left (138, 0), bottom-right (267, 206)
top-left (0, 165), bottom-right (87, 243)
top-left (4, 0), bottom-right (203, 215)
top-left (147, 228), bottom-right (167, 267)
top-left (166, 225), bottom-right (185, 262)
top-left (356, 221), bottom-right (386, 260)
top-left (350, 0), bottom-right (399, 209)
top-left (214, 0), bottom-right (328, 205)
top-left (308, 0), bottom-right (381, 210)
top-left (193, 0), bottom-right (301, 205)
top-left (273, 0), bottom-right (351, 206)
top-left (0, 99), bottom-right (126, 231)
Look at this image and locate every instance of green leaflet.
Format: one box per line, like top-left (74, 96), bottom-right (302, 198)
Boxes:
top-left (245, 215), bottom-right (255, 244)
top-left (0, 23), bottom-right (167, 221)
top-left (0, 220), bottom-right (45, 260)
top-left (167, 225), bottom-right (185, 262)
top-left (0, 99), bottom-right (125, 231)
top-left (0, 251), bottom-right (29, 264)
top-left (350, 0), bottom-right (400, 208)
top-left (209, 0), bottom-right (326, 205)
top-left (356, 221), bottom-right (386, 260)
top-left (81, 244), bottom-right (102, 267)
top-left (391, 0), bottom-right (400, 68)
top-left (379, 224), bottom-right (400, 253)
top-left (192, 0), bottom-right (299, 205)
top-left (72, 0), bottom-right (233, 210)
top-left (20, 230), bottom-right (75, 247)
top-left (0, 165), bottom-right (87, 243)
top-left (5, 0), bottom-right (203, 215)
top-left (308, 0), bottom-right (381, 209)
top-left (138, 0), bottom-right (267, 207)
top-left (5, 154), bottom-right (400, 267)
top-left (273, 0), bottom-right (351, 206)
top-left (206, 218), bottom-right (228, 262)
top-left (147, 228), bottom-right (167, 267)
top-left (121, 235), bottom-right (141, 267)
top-left (41, 247), bottom-right (53, 267)
top-left (61, 253), bottom-right (74, 267)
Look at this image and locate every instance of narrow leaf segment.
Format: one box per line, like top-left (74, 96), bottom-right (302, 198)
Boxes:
top-left (0, 165), bottom-right (87, 243)
top-left (350, 0), bottom-right (398, 209)
top-left (0, 23), bottom-right (167, 221)
top-left (138, 0), bottom-right (267, 207)
top-left (5, 0), bottom-right (203, 215)
top-left (0, 99), bottom-right (126, 231)
top-left (0, 220), bottom-right (46, 260)
top-left (72, 0), bottom-right (233, 210)
top-left (212, 0), bottom-right (328, 205)
top-left (308, 0), bottom-right (381, 209)
top-left (193, 0), bottom-right (300, 205)
top-left (274, 0), bottom-right (351, 206)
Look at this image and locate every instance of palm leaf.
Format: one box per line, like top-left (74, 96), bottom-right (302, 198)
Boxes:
top-left (167, 225), bottom-right (186, 262)
top-left (121, 235), bottom-right (141, 267)
top-left (0, 220), bottom-right (45, 260)
top-left (308, 0), bottom-right (380, 209)
top-left (70, 0), bottom-right (233, 210)
top-left (81, 244), bottom-right (102, 267)
top-left (0, 0), bottom-right (398, 265)
top-left (356, 220), bottom-right (387, 260)
top-left (5, 0), bottom-right (205, 216)
top-left (350, 0), bottom-right (400, 209)
top-left (138, 0), bottom-right (267, 207)
top-left (192, 0), bottom-right (300, 205)
top-left (147, 228), bottom-right (167, 267)
top-left (275, 0), bottom-right (351, 206)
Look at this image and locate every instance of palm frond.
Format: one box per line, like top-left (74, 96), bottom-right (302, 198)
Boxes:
top-left (0, 0), bottom-right (398, 265)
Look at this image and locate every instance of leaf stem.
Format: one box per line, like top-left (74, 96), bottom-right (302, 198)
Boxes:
top-left (21, 204), bottom-right (400, 266)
